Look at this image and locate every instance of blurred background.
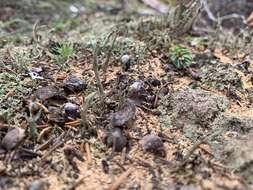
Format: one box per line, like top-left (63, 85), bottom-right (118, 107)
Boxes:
top-left (0, 0), bottom-right (253, 33)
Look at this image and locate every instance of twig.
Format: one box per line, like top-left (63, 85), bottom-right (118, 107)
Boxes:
top-left (39, 132), bottom-right (68, 164)
top-left (108, 168), bottom-right (133, 190)
top-left (102, 31), bottom-right (118, 78)
top-left (35, 136), bottom-right (55, 151)
top-left (36, 102), bottom-right (49, 113)
top-left (37, 127), bottom-right (52, 142)
top-left (175, 129), bottom-right (223, 171)
top-left (201, 0), bottom-right (247, 29)
top-left (85, 142), bottom-right (92, 165)
top-left (67, 176), bottom-right (86, 190)
top-left (32, 19), bottom-right (47, 49)
top-left (111, 160), bottom-right (126, 172)
top-left (92, 42), bottom-right (105, 101)
top-left (80, 94), bottom-right (89, 128)
top-left (65, 119), bottom-right (82, 126)
top-left (40, 140), bottom-right (64, 163)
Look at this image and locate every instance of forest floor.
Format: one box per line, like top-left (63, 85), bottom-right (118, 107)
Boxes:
top-left (1, 1), bottom-right (253, 190)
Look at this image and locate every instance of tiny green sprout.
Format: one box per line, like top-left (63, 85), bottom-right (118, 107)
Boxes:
top-left (53, 43), bottom-right (75, 69)
top-left (170, 45), bottom-right (193, 69)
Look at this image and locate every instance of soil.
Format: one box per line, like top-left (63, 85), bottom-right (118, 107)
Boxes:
top-left (1, 1), bottom-right (253, 190)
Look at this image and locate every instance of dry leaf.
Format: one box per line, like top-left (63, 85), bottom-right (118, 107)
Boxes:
top-left (1, 127), bottom-right (25, 151)
top-left (36, 86), bottom-right (61, 101)
top-left (140, 134), bottom-right (165, 156)
top-left (213, 49), bottom-right (233, 64)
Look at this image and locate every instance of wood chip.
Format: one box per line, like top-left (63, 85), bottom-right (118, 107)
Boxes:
top-left (65, 119), bottom-right (81, 127)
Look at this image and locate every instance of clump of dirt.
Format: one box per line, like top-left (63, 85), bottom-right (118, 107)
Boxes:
top-left (159, 88), bottom-right (229, 135)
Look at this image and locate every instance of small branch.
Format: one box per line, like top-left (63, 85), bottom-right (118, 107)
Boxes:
top-left (201, 0), bottom-right (247, 28)
top-left (175, 129), bottom-right (223, 171)
top-left (80, 94), bottom-right (89, 128)
top-left (102, 31), bottom-right (118, 78)
top-left (39, 132), bottom-right (69, 164)
top-left (108, 168), bottom-right (133, 190)
top-left (32, 19), bottom-right (46, 48)
top-left (67, 176), bottom-right (86, 190)
top-left (92, 42), bottom-right (105, 101)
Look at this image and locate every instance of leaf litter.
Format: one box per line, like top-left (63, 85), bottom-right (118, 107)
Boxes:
top-left (0, 0), bottom-right (253, 190)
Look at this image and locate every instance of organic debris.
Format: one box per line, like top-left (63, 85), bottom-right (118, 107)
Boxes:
top-left (105, 127), bottom-right (127, 152)
top-left (111, 99), bottom-right (136, 128)
top-left (35, 86), bottom-right (61, 102)
top-left (1, 127), bottom-right (25, 151)
top-left (1, 0), bottom-right (253, 189)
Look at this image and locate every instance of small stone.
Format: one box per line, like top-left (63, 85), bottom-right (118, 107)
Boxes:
top-left (140, 134), bottom-right (165, 156)
top-left (64, 102), bottom-right (80, 119)
top-left (129, 81), bottom-right (144, 92)
top-left (128, 81), bottom-right (145, 103)
top-left (28, 180), bottom-right (48, 190)
top-left (63, 75), bottom-right (86, 93)
top-left (147, 77), bottom-right (161, 87)
top-left (121, 54), bottom-right (131, 71)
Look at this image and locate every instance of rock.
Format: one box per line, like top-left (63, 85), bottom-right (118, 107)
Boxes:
top-left (1, 127), bottom-right (25, 151)
top-left (128, 81), bottom-right (146, 103)
top-left (121, 54), bottom-right (131, 71)
top-left (64, 102), bottom-right (80, 120)
top-left (147, 77), bottom-right (161, 87)
top-left (105, 127), bottom-right (127, 152)
top-left (111, 99), bottom-right (136, 128)
top-left (140, 134), bottom-right (165, 156)
top-left (63, 75), bottom-right (86, 93)
top-left (28, 180), bottom-right (48, 190)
